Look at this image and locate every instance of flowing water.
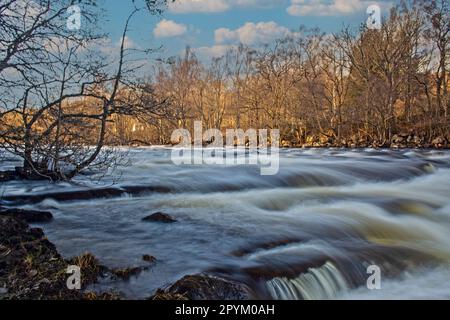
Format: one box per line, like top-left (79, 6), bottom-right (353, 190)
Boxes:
top-left (2, 148), bottom-right (450, 300)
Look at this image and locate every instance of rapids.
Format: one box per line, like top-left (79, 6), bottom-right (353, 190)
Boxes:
top-left (1, 148), bottom-right (450, 299)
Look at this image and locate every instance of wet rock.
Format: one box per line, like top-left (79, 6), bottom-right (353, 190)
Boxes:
top-left (143, 255), bottom-right (157, 263)
top-left (0, 209), bottom-right (53, 223)
top-left (408, 135), bottom-right (422, 147)
top-left (122, 185), bottom-right (172, 195)
top-left (2, 185), bottom-right (172, 205)
top-left (142, 212), bottom-right (177, 223)
top-left (112, 267), bottom-right (145, 280)
top-left (0, 215), bottom-right (120, 300)
top-left (0, 215), bottom-right (81, 299)
top-left (2, 188), bottom-right (123, 204)
top-left (151, 289), bottom-right (189, 300)
top-left (432, 136), bottom-right (447, 149)
top-left (151, 275), bottom-right (249, 300)
top-left (0, 170), bottom-right (18, 182)
top-left (281, 140), bottom-right (292, 148)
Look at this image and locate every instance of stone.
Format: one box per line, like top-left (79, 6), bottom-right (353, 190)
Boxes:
top-left (431, 136), bottom-right (447, 148)
top-left (143, 255), bottom-right (157, 263)
top-left (0, 209), bottom-right (53, 223)
top-left (142, 212), bottom-right (177, 223)
top-left (151, 274), bottom-right (249, 300)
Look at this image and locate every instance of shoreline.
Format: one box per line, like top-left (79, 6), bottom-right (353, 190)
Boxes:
top-left (0, 208), bottom-right (248, 300)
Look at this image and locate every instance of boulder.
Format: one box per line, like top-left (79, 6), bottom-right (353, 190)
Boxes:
top-left (143, 255), bottom-right (157, 263)
top-left (112, 267), bottom-right (145, 280)
top-left (392, 134), bottom-right (404, 144)
top-left (431, 136), bottom-right (447, 149)
top-left (281, 140), bottom-right (291, 148)
top-left (0, 209), bottom-right (53, 223)
top-left (142, 212), bottom-right (177, 223)
top-left (151, 275), bottom-right (249, 300)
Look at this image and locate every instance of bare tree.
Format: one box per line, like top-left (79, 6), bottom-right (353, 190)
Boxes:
top-left (0, 0), bottom-right (170, 180)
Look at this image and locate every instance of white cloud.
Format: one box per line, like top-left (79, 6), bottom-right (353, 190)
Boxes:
top-left (169, 0), bottom-right (230, 13)
top-left (120, 36), bottom-right (138, 49)
top-left (97, 36), bottom-right (139, 57)
top-left (191, 20), bottom-right (294, 60)
top-left (169, 0), bottom-right (284, 14)
top-left (192, 44), bottom-right (237, 60)
top-left (287, 0), bottom-right (385, 16)
top-left (215, 21), bottom-right (291, 45)
top-left (153, 19), bottom-right (188, 38)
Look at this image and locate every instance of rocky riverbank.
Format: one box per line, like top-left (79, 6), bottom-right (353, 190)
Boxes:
top-left (0, 208), bottom-right (164, 300)
top-left (281, 134), bottom-right (450, 149)
top-left (0, 209), bottom-right (123, 300)
top-left (0, 207), bottom-right (248, 300)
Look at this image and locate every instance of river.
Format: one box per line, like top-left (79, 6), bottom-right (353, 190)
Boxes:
top-left (1, 148), bottom-right (450, 299)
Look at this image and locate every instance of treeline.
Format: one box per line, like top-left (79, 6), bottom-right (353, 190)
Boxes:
top-left (114, 0), bottom-right (449, 148)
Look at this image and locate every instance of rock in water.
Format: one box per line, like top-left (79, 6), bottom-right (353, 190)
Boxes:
top-left (112, 267), bottom-right (145, 280)
top-left (0, 170), bottom-right (18, 182)
top-left (143, 255), bottom-right (157, 263)
top-left (0, 209), bottom-right (53, 223)
top-left (151, 275), bottom-right (249, 300)
top-left (142, 212), bottom-right (177, 223)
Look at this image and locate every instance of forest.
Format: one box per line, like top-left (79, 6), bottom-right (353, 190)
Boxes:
top-left (111, 0), bottom-right (450, 149)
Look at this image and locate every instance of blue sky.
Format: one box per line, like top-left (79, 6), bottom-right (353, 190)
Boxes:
top-left (100, 0), bottom-right (397, 61)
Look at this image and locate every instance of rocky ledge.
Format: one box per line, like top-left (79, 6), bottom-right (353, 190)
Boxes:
top-left (0, 209), bottom-right (54, 223)
top-left (0, 208), bottom-right (153, 300)
top-left (0, 214), bottom-right (88, 300)
top-left (150, 275), bottom-right (250, 300)
top-left (281, 133), bottom-right (450, 149)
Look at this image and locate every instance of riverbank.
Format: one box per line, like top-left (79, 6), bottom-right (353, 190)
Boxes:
top-left (0, 209), bottom-right (122, 300)
top-left (0, 208), bottom-right (248, 300)
top-left (129, 133), bottom-right (450, 150)
top-left (281, 134), bottom-right (449, 149)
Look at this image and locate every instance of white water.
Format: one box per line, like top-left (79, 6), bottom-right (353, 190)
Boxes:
top-left (1, 148), bottom-right (450, 299)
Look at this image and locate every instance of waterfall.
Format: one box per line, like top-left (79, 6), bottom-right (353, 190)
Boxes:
top-left (266, 262), bottom-right (349, 300)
